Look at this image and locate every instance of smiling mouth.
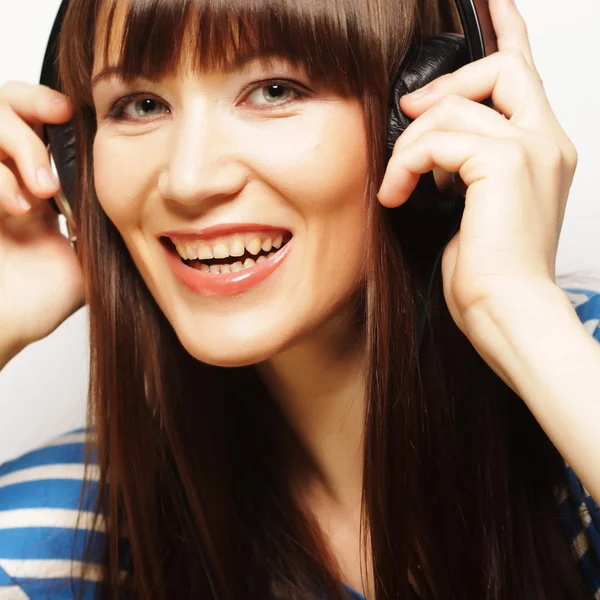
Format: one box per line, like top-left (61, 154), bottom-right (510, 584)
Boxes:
top-left (161, 231), bottom-right (293, 275)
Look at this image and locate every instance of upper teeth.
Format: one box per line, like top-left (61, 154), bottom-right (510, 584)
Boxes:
top-left (173, 233), bottom-right (285, 261)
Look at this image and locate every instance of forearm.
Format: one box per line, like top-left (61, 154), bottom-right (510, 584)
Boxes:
top-left (473, 283), bottom-right (600, 501)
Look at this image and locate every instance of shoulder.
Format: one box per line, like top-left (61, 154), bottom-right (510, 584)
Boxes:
top-left (0, 428), bottom-right (106, 599)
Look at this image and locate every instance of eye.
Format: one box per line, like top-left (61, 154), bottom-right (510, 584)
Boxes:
top-left (103, 78), bottom-right (310, 123)
top-left (106, 95), bottom-right (169, 123)
top-left (244, 80), bottom-right (309, 108)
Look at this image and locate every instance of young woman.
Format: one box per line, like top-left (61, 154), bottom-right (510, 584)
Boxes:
top-left (0, 0), bottom-right (599, 598)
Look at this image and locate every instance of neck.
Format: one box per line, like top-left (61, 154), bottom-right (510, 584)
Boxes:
top-left (255, 306), bottom-right (366, 508)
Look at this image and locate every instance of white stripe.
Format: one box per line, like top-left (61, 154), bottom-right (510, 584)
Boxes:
top-left (571, 529), bottom-right (590, 560)
top-left (564, 291), bottom-right (594, 309)
top-left (0, 587), bottom-right (29, 600)
top-left (0, 559), bottom-right (127, 583)
top-left (578, 501), bottom-right (593, 528)
top-left (554, 484), bottom-right (568, 505)
top-left (0, 509), bottom-right (105, 533)
top-left (0, 465), bottom-right (99, 490)
top-left (582, 319), bottom-right (600, 336)
top-left (0, 559), bottom-right (104, 582)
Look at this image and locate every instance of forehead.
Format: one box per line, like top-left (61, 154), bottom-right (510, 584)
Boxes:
top-left (93, 0), bottom-right (199, 76)
top-left (94, 0), bottom-right (126, 65)
top-left (90, 0), bottom-right (362, 95)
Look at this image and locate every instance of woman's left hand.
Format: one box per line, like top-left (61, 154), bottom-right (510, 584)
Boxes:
top-left (377, 0), bottom-right (578, 355)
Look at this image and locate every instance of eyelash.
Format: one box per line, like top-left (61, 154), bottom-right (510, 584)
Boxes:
top-left (104, 79), bottom-right (311, 123)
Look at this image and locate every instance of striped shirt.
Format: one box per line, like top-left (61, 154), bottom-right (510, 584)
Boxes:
top-left (1, 288), bottom-right (599, 600)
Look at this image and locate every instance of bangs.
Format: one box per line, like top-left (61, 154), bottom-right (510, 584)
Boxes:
top-left (90, 0), bottom-right (396, 99)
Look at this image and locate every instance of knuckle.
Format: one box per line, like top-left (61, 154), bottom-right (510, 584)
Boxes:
top-left (547, 140), bottom-right (563, 167)
top-left (420, 130), bottom-right (443, 147)
top-left (500, 139), bottom-right (528, 170)
top-left (435, 94), bottom-right (464, 113)
top-left (533, 136), bottom-right (562, 168)
top-left (563, 139), bottom-right (579, 173)
top-left (420, 74), bottom-right (451, 97)
top-left (28, 136), bottom-right (49, 164)
top-left (501, 48), bottom-right (528, 70)
top-left (532, 134), bottom-right (577, 176)
top-left (432, 73), bottom-right (452, 87)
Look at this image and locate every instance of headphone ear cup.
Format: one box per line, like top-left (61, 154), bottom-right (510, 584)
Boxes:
top-left (44, 121), bottom-right (77, 212)
top-left (386, 33), bottom-right (469, 225)
top-left (40, 0), bottom-right (76, 217)
top-left (386, 33), bottom-right (469, 159)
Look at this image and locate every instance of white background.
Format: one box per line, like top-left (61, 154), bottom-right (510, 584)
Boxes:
top-left (0, 0), bottom-right (599, 464)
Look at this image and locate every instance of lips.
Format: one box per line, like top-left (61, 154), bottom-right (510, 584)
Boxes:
top-left (159, 222), bottom-right (291, 242)
top-left (160, 229), bottom-right (293, 297)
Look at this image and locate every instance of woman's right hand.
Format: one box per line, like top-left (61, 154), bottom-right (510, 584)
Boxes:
top-left (0, 81), bottom-right (84, 363)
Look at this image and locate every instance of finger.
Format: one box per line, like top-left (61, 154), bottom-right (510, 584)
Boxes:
top-left (0, 103), bottom-right (61, 199)
top-left (0, 81), bottom-right (73, 133)
top-left (378, 131), bottom-right (527, 208)
top-left (0, 161), bottom-right (31, 215)
top-left (393, 94), bottom-right (515, 154)
top-left (400, 49), bottom-right (551, 132)
top-left (489, 0), bottom-right (537, 71)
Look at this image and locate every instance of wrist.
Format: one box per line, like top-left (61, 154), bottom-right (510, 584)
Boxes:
top-left (461, 280), bottom-right (584, 395)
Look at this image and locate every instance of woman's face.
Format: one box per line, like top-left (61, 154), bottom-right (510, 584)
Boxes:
top-left (91, 9), bottom-right (370, 367)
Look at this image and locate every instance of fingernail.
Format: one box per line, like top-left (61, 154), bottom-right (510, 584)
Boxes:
top-left (51, 95), bottom-right (67, 107)
top-left (45, 96), bottom-right (67, 112)
top-left (37, 166), bottom-right (58, 190)
top-left (15, 193), bottom-right (31, 212)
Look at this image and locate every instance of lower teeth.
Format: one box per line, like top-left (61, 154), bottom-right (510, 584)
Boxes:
top-left (190, 250), bottom-right (272, 273)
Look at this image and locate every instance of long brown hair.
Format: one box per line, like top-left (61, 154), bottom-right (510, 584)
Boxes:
top-left (56, 0), bottom-right (592, 598)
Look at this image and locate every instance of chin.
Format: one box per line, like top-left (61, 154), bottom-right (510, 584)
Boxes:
top-left (173, 328), bottom-right (283, 368)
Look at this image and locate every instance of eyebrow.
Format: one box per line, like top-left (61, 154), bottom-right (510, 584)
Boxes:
top-left (91, 54), bottom-right (301, 89)
top-left (91, 65), bottom-right (125, 88)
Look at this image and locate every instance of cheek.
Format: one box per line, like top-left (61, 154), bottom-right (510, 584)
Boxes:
top-left (92, 133), bottom-right (157, 229)
top-left (243, 102), bottom-right (370, 214)
top-left (249, 103), bottom-right (370, 307)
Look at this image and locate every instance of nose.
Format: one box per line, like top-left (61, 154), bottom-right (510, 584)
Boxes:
top-left (157, 109), bottom-right (248, 208)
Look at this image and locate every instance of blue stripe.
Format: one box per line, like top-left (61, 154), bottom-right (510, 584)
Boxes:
top-left (0, 479), bottom-right (100, 512)
top-left (559, 500), bottom-right (584, 543)
top-left (0, 526), bottom-right (107, 562)
top-left (344, 584), bottom-right (366, 599)
top-left (0, 443), bottom-right (97, 478)
top-left (564, 288), bottom-right (598, 301)
top-left (578, 550), bottom-right (600, 596)
top-left (564, 290), bottom-right (600, 342)
top-left (0, 563), bottom-right (14, 586)
top-left (574, 293), bottom-right (600, 323)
